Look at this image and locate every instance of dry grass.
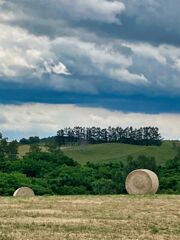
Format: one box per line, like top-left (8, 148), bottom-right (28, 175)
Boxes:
top-left (18, 145), bottom-right (47, 157)
top-left (18, 145), bottom-right (30, 157)
top-left (0, 195), bottom-right (179, 240)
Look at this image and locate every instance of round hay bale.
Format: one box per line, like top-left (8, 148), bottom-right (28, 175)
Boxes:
top-left (125, 169), bottom-right (159, 195)
top-left (13, 187), bottom-right (35, 197)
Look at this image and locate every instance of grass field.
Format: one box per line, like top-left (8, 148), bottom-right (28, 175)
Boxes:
top-left (0, 195), bottom-right (179, 240)
top-left (62, 141), bottom-right (176, 165)
top-left (18, 141), bottom-right (177, 165)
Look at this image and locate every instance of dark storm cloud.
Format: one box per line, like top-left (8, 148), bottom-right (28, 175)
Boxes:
top-left (121, 0), bottom-right (180, 46)
top-left (2, 0), bottom-right (180, 46)
top-left (0, 0), bottom-right (180, 114)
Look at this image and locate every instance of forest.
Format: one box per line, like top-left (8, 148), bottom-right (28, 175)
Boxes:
top-left (20, 126), bottom-right (162, 146)
top-left (0, 132), bottom-right (179, 195)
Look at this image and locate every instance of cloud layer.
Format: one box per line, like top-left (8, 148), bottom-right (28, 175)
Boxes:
top-left (0, 0), bottom-right (180, 139)
top-left (0, 103), bottom-right (179, 140)
top-left (0, 0), bottom-right (180, 96)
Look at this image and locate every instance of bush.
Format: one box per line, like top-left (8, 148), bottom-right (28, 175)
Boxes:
top-left (92, 178), bottom-right (118, 194)
top-left (0, 172), bottom-right (31, 196)
top-left (31, 178), bottom-right (53, 195)
top-left (125, 155), bottom-right (158, 174)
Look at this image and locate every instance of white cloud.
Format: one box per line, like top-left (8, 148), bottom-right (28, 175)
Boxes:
top-left (2, 0), bottom-right (125, 24)
top-left (122, 42), bottom-right (180, 68)
top-left (109, 69), bottom-right (148, 85)
top-left (0, 103), bottom-right (179, 140)
top-left (0, 24), bottom-right (47, 79)
top-left (56, 0), bottom-right (125, 23)
top-left (0, 23), bottom-right (71, 81)
top-left (0, 0), bottom-right (180, 94)
top-left (121, 41), bottom-right (180, 90)
top-left (122, 42), bottom-right (167, 64)
top-left (0, 22), bottom-right (147, 87)
top-left (52, 37), bottom-right (148, 84)
top-left (44, 61), bottom-right (71, 75)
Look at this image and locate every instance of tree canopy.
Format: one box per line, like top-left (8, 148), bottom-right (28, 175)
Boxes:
top-left (0, 133), bottom-right (179, 195)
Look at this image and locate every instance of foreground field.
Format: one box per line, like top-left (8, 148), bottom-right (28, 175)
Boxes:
top-left (0, 195), bottom-right (179, 240)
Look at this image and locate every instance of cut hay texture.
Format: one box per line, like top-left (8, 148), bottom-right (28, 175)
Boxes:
top-left (13, 187), bottom-right (35, 197)
top-left (125, 169), bottom-right (159, 195)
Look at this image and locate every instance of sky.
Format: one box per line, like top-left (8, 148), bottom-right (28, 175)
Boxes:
top-left (0, 0), bottom-right (180, 140)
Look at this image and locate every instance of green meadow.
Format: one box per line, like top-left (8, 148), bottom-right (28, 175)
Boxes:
top-left (62, 141), bottom-right (176, 165)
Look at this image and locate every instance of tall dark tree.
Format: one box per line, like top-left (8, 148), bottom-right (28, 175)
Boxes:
top-left (56, 126), bottom-right (162, 146)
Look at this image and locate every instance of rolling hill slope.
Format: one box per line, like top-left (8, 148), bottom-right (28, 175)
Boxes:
top-left (62, 141), bottom-right (176, 165)
top-left (18, 141), bottom-right (177, 165)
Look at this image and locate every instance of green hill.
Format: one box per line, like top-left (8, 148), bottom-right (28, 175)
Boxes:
top-left (18, 141), bottom-right (177, 165)
top-left (62, 141), bottom-right (177, 165)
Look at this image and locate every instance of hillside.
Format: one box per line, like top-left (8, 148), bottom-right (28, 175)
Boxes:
top-left (18, 141), bottom-right (177, 165)
top-left (11, 141), bottom-right (180, 194)
top-left (62, 141), bottom-right (176, 165)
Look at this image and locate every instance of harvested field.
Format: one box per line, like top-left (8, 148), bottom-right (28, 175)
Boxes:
top-left (0, 195), bottom-right (179, 240)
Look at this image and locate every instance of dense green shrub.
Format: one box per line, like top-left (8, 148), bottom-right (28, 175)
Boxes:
top-left (0, 172), bottom-right (31, 196)
top-left (91, 178), bottom-right (118, 194)
top-left (0, 132), bottom-right (179, 195)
